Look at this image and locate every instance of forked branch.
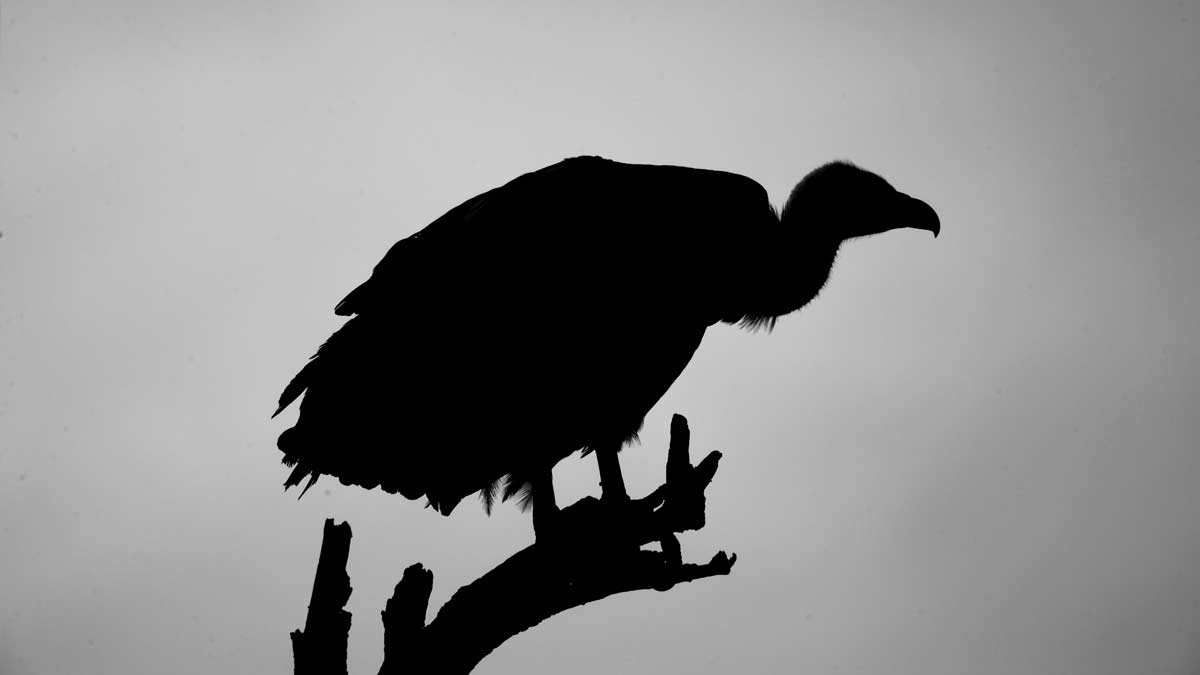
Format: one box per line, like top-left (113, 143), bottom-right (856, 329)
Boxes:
top-left (293, 414), bottom-right (735, 675)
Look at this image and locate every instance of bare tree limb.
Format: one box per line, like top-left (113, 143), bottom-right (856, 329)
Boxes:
top-left (292, 519), bottom-right (353, 675)
top-left (293, 414), bottom-right (735, 675)
top-left (378, 563), bottom-right (434, 675)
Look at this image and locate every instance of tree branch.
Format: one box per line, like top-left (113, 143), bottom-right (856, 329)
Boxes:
top-left (292, 518), bottom-right (353, 675)
top-left (293, 414), bottom-right (735, 675)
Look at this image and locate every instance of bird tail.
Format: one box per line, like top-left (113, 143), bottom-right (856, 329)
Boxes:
top-left (279, 427), bottom-right (321, 498)
top-left (272, 315), bottom-right (369, 419)
top-left (272, 356), bottom-right (320, 418)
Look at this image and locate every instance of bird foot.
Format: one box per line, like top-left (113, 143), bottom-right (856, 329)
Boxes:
top-left (536, 415), bottom-right (723, 553)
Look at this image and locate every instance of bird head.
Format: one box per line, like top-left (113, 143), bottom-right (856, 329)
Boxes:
top-left (784, 161), bottom-right (940, 240)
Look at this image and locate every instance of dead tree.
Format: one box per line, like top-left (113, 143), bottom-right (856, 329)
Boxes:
top-left (291, 414), bottom-right (736, 675)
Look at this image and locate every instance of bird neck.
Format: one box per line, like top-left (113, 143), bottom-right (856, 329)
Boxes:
top-left (738, 209), bottom-right (843, 327)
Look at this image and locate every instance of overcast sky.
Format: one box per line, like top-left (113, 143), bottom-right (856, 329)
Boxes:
top-left (2, 1), bottom-right (1198, 674)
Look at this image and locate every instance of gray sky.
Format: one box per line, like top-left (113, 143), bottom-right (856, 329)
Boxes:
top-left (2, 1), bottom-right (1198, 674)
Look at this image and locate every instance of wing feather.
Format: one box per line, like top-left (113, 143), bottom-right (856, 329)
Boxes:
top-left (274, 156), bottom-right (776, 510)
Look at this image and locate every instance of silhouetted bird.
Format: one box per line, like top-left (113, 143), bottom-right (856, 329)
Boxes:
top-left (274, 156), bottom-right (939, 535)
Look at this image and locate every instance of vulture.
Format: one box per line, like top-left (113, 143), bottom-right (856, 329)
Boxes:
top-left (273, 156), bottom-right (939, 535)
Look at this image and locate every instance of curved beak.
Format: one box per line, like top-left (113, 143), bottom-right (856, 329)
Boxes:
top-left (897, 192), bottom-right (941, 238)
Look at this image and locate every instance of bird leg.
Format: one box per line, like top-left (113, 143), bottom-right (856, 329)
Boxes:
top-left (530, 465), bottom-right (559, 541)
top-left (595, 442), bottom-right (629, 502)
